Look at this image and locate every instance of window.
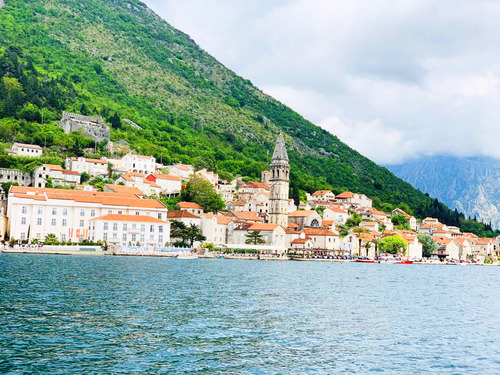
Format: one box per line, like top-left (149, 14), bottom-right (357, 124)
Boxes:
top-left (158, 213), bottom-right (162, 220)
top-left (52, 208), bottom-right (57, 215)
top-left (62, 219), bottom-right (67, 227)
top-left (150, 225), bottom-right (154, 233)
top-left (20, 232), bottom-right (26, 240)
top-left (113, 223), bottom-right (118, 231)
top-left (51, 219), bottom-right (56, 226)
top-left (141, 225), bottom-right (145, 232)
top-left (80, 209), bottom-right (85, 217)
top-left (122, 234), bottom-right (127, 242)
top-left (131, 234), bottom-right (136, 242)
top-left (21, 217), bottom-right (26, 225)
top-left (79, 220), bottom-right (84, 227)
top-left (61, 234), bottom-right (66, 241)
top-left (140, 235), bottom-right (145, 242)
top-left (36, 218), bottom-right (42, 226)
top-left (22, 206), bottom-right (27, 214)
top-left (159, 235), bottom-right (163, 243)
top-left (63, 208), bottom-right (68, 216)
top-left (150, 235), bottom-right (154, 241)
top-left (113, 233), bottom-right (117, 239)
top-left (108, 210), bottom-right (112, 214)
top-left (37, 207), bottom-right (43, 215)
top-left (90, 210), bottom-right (96, 217)
top-left (123, 224), bottom-right (127, 231)
top-left (103, 233), bottom-right (108, 241)
top-left (159, 226), bottom-right (163, 233)
top-left (136, 212), bottom-right (140, 216)
top-left (132, 224), bottom-right (137, 230)
top-left (103, 223), bottom-right (108, 230)
top-left (37, 233), bottom-right (41, 239)
top-left (118, 211), bottom-right (123, 215)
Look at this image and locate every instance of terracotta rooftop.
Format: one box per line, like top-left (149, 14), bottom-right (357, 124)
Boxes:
top-left (289, 210), bottom-right (316, 218)
top-left (167, 210), bottom-right (200, 219)
top-left (178, 201), bottom-right (203, 210)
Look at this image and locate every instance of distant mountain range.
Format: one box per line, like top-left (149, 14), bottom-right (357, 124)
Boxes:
top-left (388, 156), bottom-right (500, 229)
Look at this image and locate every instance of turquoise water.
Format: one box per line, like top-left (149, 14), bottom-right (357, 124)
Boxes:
top-left (0, 254), bottom-right (499, 374)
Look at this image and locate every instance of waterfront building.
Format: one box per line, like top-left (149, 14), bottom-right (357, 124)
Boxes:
top-left (200, 213), bottom-right (233, 246)
top-left (229, 222), bottom-right (287, 250)
top-left (11, 143), bottom-right (43, 158)
top-left (89, 214), bottom-right (170, 247)
top-left (301, 228), bottom-right (340, 251)
top-left (392, 208), bottom-right (417, 230)
top-left (7, 186), bottom-right (167, 243)
top-left (268, 134), bottom-right (289, 228)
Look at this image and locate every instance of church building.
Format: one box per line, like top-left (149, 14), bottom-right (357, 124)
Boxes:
top-left (269, 134), bottom-right (290, 228)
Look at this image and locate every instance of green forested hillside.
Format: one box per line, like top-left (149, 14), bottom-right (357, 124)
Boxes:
top-left (0, 0), bottom-right (496, 235)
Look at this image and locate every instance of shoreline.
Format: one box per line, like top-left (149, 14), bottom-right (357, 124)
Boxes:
top-left (1, 249), bottom-right (498, 266)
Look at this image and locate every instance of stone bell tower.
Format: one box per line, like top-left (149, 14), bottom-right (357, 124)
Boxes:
top-left (269, 133), bottom-right (289, 228)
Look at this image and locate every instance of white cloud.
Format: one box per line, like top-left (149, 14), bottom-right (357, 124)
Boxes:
top-left (143, 0), bottom-right (500, 164)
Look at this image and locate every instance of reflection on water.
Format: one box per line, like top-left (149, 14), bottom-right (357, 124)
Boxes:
top-left (0, 254), bottom-right (499, 374)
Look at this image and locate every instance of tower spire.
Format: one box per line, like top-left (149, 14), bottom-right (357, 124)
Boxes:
top-left (272, 133), bottom-right (288, 161)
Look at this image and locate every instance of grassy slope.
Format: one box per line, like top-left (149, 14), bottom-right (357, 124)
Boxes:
top-left (0, 0), bottom-right (480, 228)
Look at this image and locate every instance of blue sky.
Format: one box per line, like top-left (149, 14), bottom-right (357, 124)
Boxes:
top-left (143, 0), bottom-right (500, 165)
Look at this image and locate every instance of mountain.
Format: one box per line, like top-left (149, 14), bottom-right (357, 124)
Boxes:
top-left (389, 156), bottom-right (500, 229)
top-left (0, 0), bottom-right (495, 235)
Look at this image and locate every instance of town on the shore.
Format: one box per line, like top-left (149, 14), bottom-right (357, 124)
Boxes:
top-left (1, 112), bottom-right (499, 263)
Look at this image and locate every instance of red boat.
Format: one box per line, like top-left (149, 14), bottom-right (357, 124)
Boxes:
top-left (356, 258), bottom-right (376, 263)
top-left (397, 260), bottom-right (413, 264)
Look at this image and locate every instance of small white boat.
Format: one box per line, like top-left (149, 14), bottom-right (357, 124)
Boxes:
top-left (176, 253), bottom-right (199, 259)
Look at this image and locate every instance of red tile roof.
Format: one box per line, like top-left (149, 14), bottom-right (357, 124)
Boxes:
top-left (178, 201), bottom-right (203, 209)
top-left (167, 210), bottom-right (200, 219)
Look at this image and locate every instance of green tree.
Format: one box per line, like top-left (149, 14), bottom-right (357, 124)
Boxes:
top-left (44, 233), bottom-right (59, 245)
top-left (345, 212), bottom-right (362, 228)
top-left (170, 220), bottom-right (206, 247)
top-left (80, 171), bottom-right (90, 183)
top-left (391, 213), bottom-right (409, 230)
top-left (181, 175), bottom-right (225, 213)
top-left (417, 234), bottom-right (439, 258)
top-left (378, 236), bottom-right (408, 255)
top-left (245, 230), bottom-right (265, 245)
top-left (0, 76), bottom-right (25, 116)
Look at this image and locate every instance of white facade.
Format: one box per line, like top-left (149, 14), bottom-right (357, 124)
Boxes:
top-left (7, 186), bottom-right (167, 243)
top-left (168, 164), bottom-right (195, 180)
top-left (90, 214), bottom-right (170, 247)
top-left (200, 214), bottom-right (231, 246)
top-left (145, 174), bottom-right (182, 195)
top-left (121, 153), bottom-right (156, 175)
top-left (33, 165), bottom-right (81, 188)
top-left (65, 157), bottom-right (109, 177)
top-left (12, 143), bottom-right (42, 158)
top-left (323, 207), bottom-right (348, 224)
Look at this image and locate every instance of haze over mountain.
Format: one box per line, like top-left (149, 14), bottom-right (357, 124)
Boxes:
top-left (0, 0), bottom-right (496, 236)
top-left (389, 156), bottom-right (500, 229)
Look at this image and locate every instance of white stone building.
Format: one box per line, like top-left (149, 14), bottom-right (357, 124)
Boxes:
top-left (33, 164), bottom-right (81, 188)
top-left (0, 168), bottom-right (31, 188)
top-left (168, 164), bottom-right (195, 180)
top-left (60, 111), bottom-right (110, 141)
top-left (145, 174), bottom-right (182, 196)
top-left (7, 186), bottom-right (168, 243)
top-left (200, 214), bottom-right (233, 246)
top-left (65, 157), bottom-right (109, 177)
top-left (89, 214), bottom-right (170, 247)
top-left (11, 143), bottom-right (43, 158)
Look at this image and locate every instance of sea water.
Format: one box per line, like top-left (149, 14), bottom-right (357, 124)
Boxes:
top-left (0, 254), bottom-right (499, 374)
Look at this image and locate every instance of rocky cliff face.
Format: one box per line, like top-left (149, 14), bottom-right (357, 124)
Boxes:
top-left (389, 156), bottom-right (500, 229)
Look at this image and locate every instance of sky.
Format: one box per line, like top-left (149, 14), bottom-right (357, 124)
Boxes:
top-left (143, 0), bottom-right (500, 165)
